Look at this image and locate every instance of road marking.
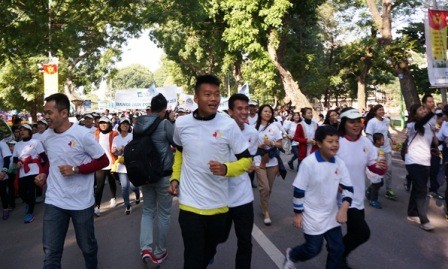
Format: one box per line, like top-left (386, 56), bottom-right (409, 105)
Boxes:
top-left (252, 224), bottom-right (285, 268)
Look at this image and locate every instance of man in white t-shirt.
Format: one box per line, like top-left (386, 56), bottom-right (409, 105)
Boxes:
top-left (248, 100), bottom-right (258, 126)
top-left (169, 75), bottom-right (251, 269)
top-left (36, 93), bottom-right (109, 269)
top-left (83, 114), bottom-right (97, 134)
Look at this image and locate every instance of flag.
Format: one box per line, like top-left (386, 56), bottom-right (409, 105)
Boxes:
top-left (238, 83), bottom-right (250, 98)
top-left (43, 63), bottom-right (58, 98)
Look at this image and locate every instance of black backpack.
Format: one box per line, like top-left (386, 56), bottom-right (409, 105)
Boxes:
top-left (124, 116), bottom-right (164, 187)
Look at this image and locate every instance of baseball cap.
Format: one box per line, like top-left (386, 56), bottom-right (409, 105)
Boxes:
top-left (435, 109), bottom-right (443, 116)
top-left (120, 118), bottom-right (130, 124)
top-left (84, 114), bottom-right (94, 119)
top-left (20, 124), bottom-right (33, 131)
top-left (37, 119), bottom-right (48, 125)
top-left (99, 116), bottom-right (111, 123)
top-left (248, 100), bottom-right (258, 106)
top-left (340, 108), bottom-right (363, 120)
top-left (177, 106), bottom-right (186, 113)
top-left (6, 140), bottom-right (17, 145)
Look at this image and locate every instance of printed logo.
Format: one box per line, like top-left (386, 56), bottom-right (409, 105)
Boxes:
top-left (212, 130), bottom-right (222, 139)
top-left (68, 140), bottom-right (77, 147)
top-left (334, 168), bottom-right (340, 175)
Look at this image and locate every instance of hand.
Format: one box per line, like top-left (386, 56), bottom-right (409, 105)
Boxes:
top-left (292, 213), bottom-right (303, 229)
top-left (307, 139), bottom-right (314, 144)
top-left (209, 160), bottom-right (227, 176)
top-left (34, 173), bottom-right (47, 188)
top-left (336, 201), bottom-right (350, 224)
top-left (168, 180), bottom-right (179, 196)
top-left (17, 161), bottom-right (23, 167)
top-left (376, 159), bottom-right (387, 170)
top-left (246, 162), bottom-right (256, 173)
top-left (58, 165), bottom-right (76, 177)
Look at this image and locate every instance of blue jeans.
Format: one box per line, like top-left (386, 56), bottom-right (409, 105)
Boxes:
top-left (43, 204), bottom-right (97, 269)
top-left (289, 145), bottom-right (299, 164)
top-left (117, 173), bottom-right (139, 207)
top-left (139, 176), bottom-right (172, 256)
top-left (289, 226), bottom-right (344, 269)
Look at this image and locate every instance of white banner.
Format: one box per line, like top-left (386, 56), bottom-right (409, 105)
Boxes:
top-left (115, 88), bottom-right (158, 109)
top-left (157, 85), bottom-right (178, 110)
top-left (238, 83), bottom-right (250, 98)
top-left (425, 9), bottom-right (448, 86)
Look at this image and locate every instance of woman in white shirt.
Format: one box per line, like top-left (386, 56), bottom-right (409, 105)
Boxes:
top-left (405, 104), bottom-right (436, 231)
top-left (111, 118), bottom-right (140, 215)
top-left (285, 112), bottom-right (301, 170)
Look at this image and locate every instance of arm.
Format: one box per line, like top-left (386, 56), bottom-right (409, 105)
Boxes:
top-left (209, 149), bottom-right (253, 177)
top-left (292, 187), bottom-right (305, 229)
top-left (168, 147), bottom-right (183, 196)
top-left (415, 112), bottom-right (434, 130)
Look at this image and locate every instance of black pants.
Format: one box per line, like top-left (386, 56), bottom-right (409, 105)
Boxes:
top-left (179, 210), bottom-right (228, 269)
top-left (7, 173), bottom-right (15, 208)
top-left (429, 154), bottom-right (441, 193)
top-left (406, 164), bottom-right (430, 224)
top-left (94, 169), bottom-right (117, 208)
top-left (343, 208), bottom-right (370, 259)
top-left (221, 202), bottom-right (254, 269)
top-left (19, 175), bottom-right (36, 214)
top-left (0, 178), bottom-right (9, 209)
top-left (367, 179), bottom-right (384, 201)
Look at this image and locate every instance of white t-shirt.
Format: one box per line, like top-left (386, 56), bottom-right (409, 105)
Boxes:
top-left (99, 132), bottom-right (113, 170)
top-left (248, 114), bottom-right (258, 126)
top-left (300, 121), bottom-right (317, 156)
top-left (337, 136), bottom-right (377, 210)
top-left (111, 133), bottom-right (133, 173)
top-left (293, 151), bottom-right (352, 235)
top-left (365, 117), bottom-right (392, 153)
top-left (173, 113), bottom-right (249, 210)
top-left (0, 141), bottom-right (12, 179)
top-left (284, 121), bottom-right (299, 146)
top-left (85, 126), bottom-right (97, 134)
top-left (228, 124), bottom-right (258, 207)
top-left (254, 123), bottom-right (283, 167)
top-left (407, 122), bottom-right (433, 166)
top-left (42, 124), bottom-right (105, 210)
top-left (13, 139), bottom-right (45, 177)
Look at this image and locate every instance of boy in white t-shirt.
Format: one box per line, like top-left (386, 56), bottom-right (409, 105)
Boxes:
top-left (284, 125), bottom-right (353, 269)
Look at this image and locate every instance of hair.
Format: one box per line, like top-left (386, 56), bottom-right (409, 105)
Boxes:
top-left (300, 107), bottom-right (312, 118)
top-left (117, 121), bottom-right (132, 133)
top-left (315, 125), bottom-right (338, 143)
top-left (255, 104), bottom-right (275, 131)
top-left (323, 109), bottom-right (338, 125)
top-left (44, 93), bottom-right (70, 112)
top-left (421, 93), bottom-right (433, 105)
top-left (194, 74), bottom-right (221, 94)
top-left (372, 132), bottom-right (384, 144)
top-left (407, 103), bottom-right (426, 135)
top-left (150, 93), bottom-right (168, 113)
top-left (337, 107), bottom-right (357, 136)
top-left (364, 104), bottom-right (383, 127)
top-left (228, 93), bottom-right (249, 110)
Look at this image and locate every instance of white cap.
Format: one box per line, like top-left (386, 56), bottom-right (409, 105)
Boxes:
top-left (248, 100), bottom-right (258, 106)
top-left (340, 108), bottom-right (363, 120)
top-left (20, 124), bottom-right (33, 131)
top-left (37, 119), bottom-right (48, 125)
top-left (99, 116), bottom-right (111, 123)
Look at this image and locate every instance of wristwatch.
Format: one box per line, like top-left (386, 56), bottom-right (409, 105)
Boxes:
top-left (72, 166), bottom-right (79, 174)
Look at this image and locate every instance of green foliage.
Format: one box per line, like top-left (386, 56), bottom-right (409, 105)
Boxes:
top-left (111, 64), bottom-right (154, 91)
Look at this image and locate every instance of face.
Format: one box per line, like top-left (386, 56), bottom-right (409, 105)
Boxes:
top-left (415, 106), bottom-right (428, 119)
top-left (293, 113), bottom-right (300, 122)
top-left (8, 144), bottom-right (14, 152)
top-left (84, 118), bottom-right (94, 128)
top-left (424, 97), bottom-right (435, 111)
top-left (194, 83), bottom-right (220, 117)
top-left (344, 118), bottom-right (363, 138)
top-left (249, 105), bottom-right (258, 115)
top-left (13, 129), bottom-right (20, 139)
top-left (329, 111), bottom-right (339, 124)
top-left (375, 107), bottom-right (385, 118)
top-left (19, 127), bottom-right (31, 139)
top-left (376, 136), bottom-right (385, 146)
top-left (37, 123), bottom-right (47, 133)
top-left (99, 122), bottom-right (110, 131)
top-left (317, 134), bottom-right (339, 160)
top-left (119, 122), bottom-right (130, 132)
top-left (228, 100), bottom-right (249, 125)
top-left (44, 100), bottom-right (68, 130)
top-left (260, 106), bottom-right (273, 122)
top-left (304, 109), bottom-right (313, 120)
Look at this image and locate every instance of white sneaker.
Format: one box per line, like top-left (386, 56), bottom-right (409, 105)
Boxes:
top-left (283, 248), bottom-right (296, 269)
top-left (420, 222), bottom-right (435, 231)
top-left (263, 217), bottom-right (272, 226)
top-left (110, 198), bottom-right (117, 208)
top-left (94, 206), bottom-right (100, 217)
top-left (407, 216), bottom-right (420, 224)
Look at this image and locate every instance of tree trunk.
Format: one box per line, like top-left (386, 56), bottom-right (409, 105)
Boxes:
top-left (267, 30), bottom-right (316, 115)
top-left (396, 62), bottom-right (420, 108)
top-left (357, 53), bottom-right (373, 111)
top-left (357, 81), bottom-right (367, 110)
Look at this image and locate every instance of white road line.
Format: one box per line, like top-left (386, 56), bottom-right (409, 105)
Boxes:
top-left (252, 224), bottom-right (285, 268)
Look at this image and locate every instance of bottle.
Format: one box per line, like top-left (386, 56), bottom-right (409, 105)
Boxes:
top-left (376, 148), bottom-right (385, 168)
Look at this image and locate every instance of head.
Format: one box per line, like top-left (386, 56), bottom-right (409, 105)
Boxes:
top-left (150, 93), bottom-right (168, 117)
top-left (104, 109), bottom-right (110, 116)
top-left (315, 125), bottom-right (339, 160)
top-left (301, 107), bottom-right (313, 120)
top-left (248, 101), bottom-right (258, 116)
top-left (83, 114), bottom-right (95, 128)
top-left (256, 104), bottom-right (275, 128)
top-left (117, 118), bottom-right (132, 133)
top-left (370, 104), bottom-right (385, 118)
top-left (324, 109), bottom-right (339, 125)
top-left (408, 104), bottom-right (427, 122)
top-left (292, 112), bottom-right (301, 122)
top-left (19, 124), bottom-right (33, 139)
top-left (12, 126), bottom-right (20, 140)
top-left (7, 140), bottom-right (16, 152)
top-left (372, 132), bottom-right (385, 147)
top-left (421, 94), bottom-right (435, 111)
top-left (194, 74), bottom-right (221, 117)
top-left (338, 107), bottom-right (363, 138)
top-left (37, 119), bottom-right (48, 133)
top-left (435, 109), bottom-right (444, 124)
top-left (98, 116), bottom-right (112, 132)
top-left (228, 93), bottom-right (250, 128)
top-left (43, 93), bottom-right (71, 131)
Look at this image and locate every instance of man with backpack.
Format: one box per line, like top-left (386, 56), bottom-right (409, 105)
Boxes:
top-left (135, 93), bottom-right (175, 265)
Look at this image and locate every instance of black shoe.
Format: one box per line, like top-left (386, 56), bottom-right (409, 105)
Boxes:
top-left (287, 161), bottom-right (294, 170)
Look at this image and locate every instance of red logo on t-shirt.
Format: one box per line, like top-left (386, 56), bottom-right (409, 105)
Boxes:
top-left (68, 140), bottom-right (77, 147)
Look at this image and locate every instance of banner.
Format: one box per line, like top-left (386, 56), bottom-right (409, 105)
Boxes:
top-left (157, 85), bottom-right (178, 110)
top-left (115, 88), bottom-right (158, 110)
top-left (43, 63), bottom-right (58, 97)
top-left (238, 83), bottom-right (250, 98)
top-left (425, 9), bottom-right (448, 86)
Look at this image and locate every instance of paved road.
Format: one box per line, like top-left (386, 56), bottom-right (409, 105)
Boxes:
top-left (1, 153), bottom-right (448, 269)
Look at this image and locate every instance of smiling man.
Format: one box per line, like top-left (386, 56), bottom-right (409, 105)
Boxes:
top-left (169, 75), bottom-right (252, 269)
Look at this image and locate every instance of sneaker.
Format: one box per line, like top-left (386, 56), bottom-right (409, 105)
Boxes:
top-left (94, 206), bottom-right (100, 217)
top-left (287, 161), bottom-right (294, 170)
top-left (125, 206), bottom-right (131, 215)
top-left (264, 217), bottom-right (272, 226)
top-left (385, 190), bottom-right (398, 201)
top-left (2, 209), bottom-right (9, 220)
top-left (369, 200), bottom-right (382, 209)
top-left (156, 250), bottom-right (168, 264)
top-left (407, 216), bottom-right (420, 224)
top-left (420, 222), bottom-right (435, 231)
top-left (428, 191), bottom-right (444, 200)
top-left (283, 248), bottom-right (296, 269)
top-left (24, 213), bottom-right (35, 223)
top-left (141, 249), bottom-right (158, 264)
top-left (110, 198), bottom-right (117, 208)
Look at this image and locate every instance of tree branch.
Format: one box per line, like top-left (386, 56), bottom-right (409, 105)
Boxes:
top-left (366, 0), bottom-right (382, 28)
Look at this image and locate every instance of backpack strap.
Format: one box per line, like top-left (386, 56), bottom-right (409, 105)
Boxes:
top-left (143, 116), bottom-right (163, 137)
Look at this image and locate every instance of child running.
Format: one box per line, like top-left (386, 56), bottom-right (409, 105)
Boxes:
top-left (284, 125), bottom-right (353, 269)
top-left (365, 133), bottom-right (385, 209)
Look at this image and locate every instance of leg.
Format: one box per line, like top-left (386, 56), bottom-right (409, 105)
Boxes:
top-left (231, 202), bottom-right (254, 269)
top-left (204, 213), bottom-right (229, 267)
top-left (429, 154), bottom-right (441, 193)
top-left (384, 152), bottom-right (393, 190)
top-left (289, 233), bottom-right (324, 262)
top-left (407, 164), bottom-right (430, 224)
top-left (0, 180), bottom-right (8, 209)
top-left (70, 206), bottom-right (98, 269)
top-left (343, 208), bottom-right (370, 259)
top-left (140, 184), bottom-right (156, 252)
top-left (178, 210), bottom-right (207, 269)
top-left (6, 174), bottom-right (15, 209)
top-left (324, 226), bottom-right (344, 269)
top-left (255, 167), bottom-right (270, 217)
top-left (94, 170), bottom-right (106, 208)
top-left (106, 170), bottom-right (117, 198)
top-left (43, 204), bottom-right (70, 269)
top-left (153, 177), bottom-right (173, 256)
top-left (118, 173), bottom-right (131, 207)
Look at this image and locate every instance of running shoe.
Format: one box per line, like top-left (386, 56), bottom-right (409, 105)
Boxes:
top-left (110, 198), bottom-right (117, 208)
top-left (407, 216), bottom-right (420, 224)
top-left (287, 161), bottom-right (294, 170)
top-left (428, 191), bottom-right (444, 200)
top-left (365, 189), bottom-right (371, 201)
top-left (420, 222), bottom-right (435, 231)
top-left (94, 206), bottom-right (100, 217)
top-left (369, 200), bottom-right (382, 209)
top-left (125, 206), bottom-right (131, 215)
top-left (24, 213), bottom-right (34, 224)
top-left (385, 189), bottom-right (398, 200)
top-left (141, 249), bottom-right (158, 264)
top-left (156, 250), bottom-right (168, 264)
top-left (283, 248), bottom-right (296, 269)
